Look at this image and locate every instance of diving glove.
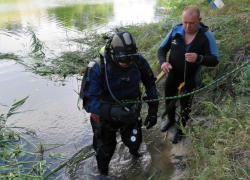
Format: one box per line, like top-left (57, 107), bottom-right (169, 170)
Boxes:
top-left (144, 106), bottom-right (158, 129)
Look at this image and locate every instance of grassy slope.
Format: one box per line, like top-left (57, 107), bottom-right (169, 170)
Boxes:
top-left (139, 0), bottom-right (250, 179)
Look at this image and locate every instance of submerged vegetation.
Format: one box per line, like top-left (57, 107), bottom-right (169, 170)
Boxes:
top-left (0, 97), bottom-right (48, 179)
top-left (0, 97), bottom-right (72, 179)
top-left (1, 0), bottom-right (250, 179)
top-left (0, 53), bottom-right (19, 60)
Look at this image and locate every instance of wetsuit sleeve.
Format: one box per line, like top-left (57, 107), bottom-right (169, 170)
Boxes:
top-left (157, 30), bottom-right (173, 65)
top-left (139, 56), bottom-right (159, 107)
top-left (84, 65), bottom-right (104, 116)
top-left (196, 31), bottom-right (219, 67)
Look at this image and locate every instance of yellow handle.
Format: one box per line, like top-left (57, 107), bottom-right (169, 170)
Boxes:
top-left (178, 82), bottom-right (185, 95)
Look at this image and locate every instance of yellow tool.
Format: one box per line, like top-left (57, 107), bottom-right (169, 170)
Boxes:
top-left (178, 82), bottom-right (185, 95)
top-left (155, 64), bottom-right (173, 84)
top-left (161, 82), bottom-right (185, 119)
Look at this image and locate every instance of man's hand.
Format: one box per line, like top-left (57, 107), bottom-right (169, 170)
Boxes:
top-left (144, 107), bottom-right (158, 129)
top-left (161, 62), bottom-right (173, 75)
top-left (185, 53), bottom-right (197, 63)
top-left (144, 114), bottom-right (157, 129)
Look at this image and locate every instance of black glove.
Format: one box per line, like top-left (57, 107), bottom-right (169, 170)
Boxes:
top-left (100, 104), bottom-right (139, 124)
top-left (110, 106), bottom-right (139, 124)
top-left (144, 106), bottom-right (158, 129)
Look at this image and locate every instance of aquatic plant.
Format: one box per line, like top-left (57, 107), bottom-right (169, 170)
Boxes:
top-left (0, 97), bottom-right (61, 179)
top-left (28, 28), bottom-right (45, 57)
top-left (0, 53), bottom-right (19, 60)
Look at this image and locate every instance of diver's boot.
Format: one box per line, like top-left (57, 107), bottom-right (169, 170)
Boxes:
top-left (129, 149), bottom-right (142, 158)
top-left (99, 171), bottom-right (109, 180)
top-left (97, 157), bottom-right (109, 176)
top-left (161, 120), bottom-right (175, 132)
top-left (172, 128), bottom-right (183, 144)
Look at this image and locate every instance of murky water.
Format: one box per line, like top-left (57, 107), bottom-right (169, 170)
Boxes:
top-left (0, 0), bottom-right (175, 179)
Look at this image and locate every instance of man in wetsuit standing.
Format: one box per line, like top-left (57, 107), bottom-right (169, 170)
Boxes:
top-left (158, 5), bottom-right (219, 144)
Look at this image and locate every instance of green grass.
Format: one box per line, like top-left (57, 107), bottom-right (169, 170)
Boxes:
top-left (185, 94), bottom-right (250, 179)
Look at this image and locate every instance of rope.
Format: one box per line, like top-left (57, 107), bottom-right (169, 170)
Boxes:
top-left (102, 58), bottom-right (250, 104)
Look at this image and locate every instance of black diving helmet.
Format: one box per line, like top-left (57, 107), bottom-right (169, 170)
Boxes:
top-left (111, 30), bottom-right (139, 66)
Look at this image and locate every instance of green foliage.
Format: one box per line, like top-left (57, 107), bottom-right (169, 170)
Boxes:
top-left (27, 30), bottom-right (102, 79)
top-left (28, 29), bottom-right (45, 57)
top-left (6, 96), bottom-right (29, 117)
top-left (0, 53), bottom-right (19, 60)
top-left (0, 97), bottom-right (53, 180)
top-left (185, 94), bottom-right (250, 179)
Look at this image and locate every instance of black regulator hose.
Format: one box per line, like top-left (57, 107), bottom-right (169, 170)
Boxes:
top-left (103, 35), bottom-right (130, 112)
top-left (103, 35), bottom-right (141, 143)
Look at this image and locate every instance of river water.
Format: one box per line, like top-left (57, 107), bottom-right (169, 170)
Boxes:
top-left (0, 0), bottom-right (175, 179)
top-left (0, 0), bottom-right (165, 57)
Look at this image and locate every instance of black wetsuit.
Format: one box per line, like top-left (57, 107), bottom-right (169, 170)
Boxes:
top-left (157, 22), bottom-right (219, 126)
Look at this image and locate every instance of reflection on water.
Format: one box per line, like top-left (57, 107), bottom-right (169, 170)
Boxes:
top-left (0, 0), bottom-right (164, 57)
top-left (47, 3), bottom-right (113, 31)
